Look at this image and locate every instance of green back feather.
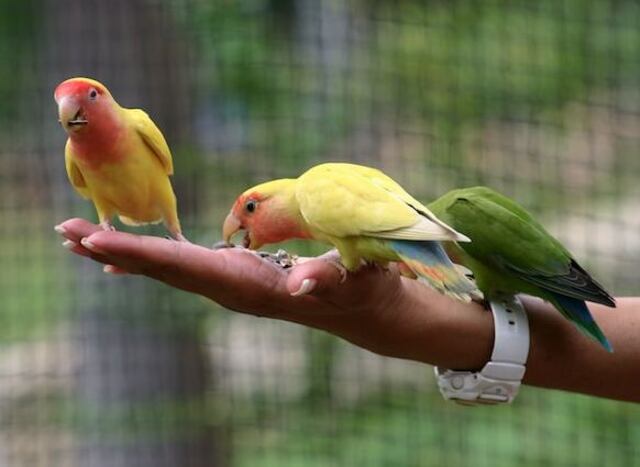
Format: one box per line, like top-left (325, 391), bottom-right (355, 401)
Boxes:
top-left (428, 187), bottom-right (615, 306)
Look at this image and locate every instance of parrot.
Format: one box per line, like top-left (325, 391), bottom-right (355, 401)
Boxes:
top-left (427, 186), bottom-right (616, 351)
top-left (54, 77), bottom-right (186, 240)
top-left (222, 162), bottom-right (480, 302)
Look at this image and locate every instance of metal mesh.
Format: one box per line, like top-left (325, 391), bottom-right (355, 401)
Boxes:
top-left (0, 0), bottom-right (638, 465)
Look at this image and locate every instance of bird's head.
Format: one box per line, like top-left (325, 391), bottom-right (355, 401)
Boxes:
top-left (223, 178), bottom-right (309, 249)
top-left (54, 77), bottom-right (115, 135)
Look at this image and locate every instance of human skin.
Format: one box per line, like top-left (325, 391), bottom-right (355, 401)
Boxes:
top-left (55, 218), bottom-right (640, 403)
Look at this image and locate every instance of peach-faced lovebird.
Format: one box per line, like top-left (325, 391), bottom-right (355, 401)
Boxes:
top-left (428, 186), bottom-right (616, 351)
top-left (223, 163), bottom-right (479, 302)
top-left (54, 77), bottom-right (185, 240)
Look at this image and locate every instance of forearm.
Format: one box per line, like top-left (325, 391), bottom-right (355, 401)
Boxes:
top-left (357, 278), bottom-right (494, 371)
top-left (369, 283), bottom-right (639, 402)
top-left (522, 297), bottom-right (639, 401)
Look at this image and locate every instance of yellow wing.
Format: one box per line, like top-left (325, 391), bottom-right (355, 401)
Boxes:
top-left (336, 163), bottom-right (467, 239)
top-left (126, 108), bottom-right (174, 175)
top-left (64, 140), bottom-right (91, 199)
top-left (296, 163), bottom-right (467, 241)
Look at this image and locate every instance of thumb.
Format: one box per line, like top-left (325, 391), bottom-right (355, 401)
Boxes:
top-left (286, 257), bottom-right (345, 297)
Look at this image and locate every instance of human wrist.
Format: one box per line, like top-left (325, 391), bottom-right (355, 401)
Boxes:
top-left (372, 278), bottom-right (494, 369)
top-left (435, 297), bottom-right (530, 404)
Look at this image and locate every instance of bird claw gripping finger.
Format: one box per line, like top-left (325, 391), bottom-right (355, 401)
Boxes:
top-left (100, 220), bottom-right (116, 232)
top-left (212, 240), bottom-right (236, 250)
top-left (165, 233), bottom-right (189, 242)
top-left (322, 257), bottom-right (348, 283)
top-left (313, 249), bottom-right (348, 283)
top-left (174, 232), bottom-right (189, 242)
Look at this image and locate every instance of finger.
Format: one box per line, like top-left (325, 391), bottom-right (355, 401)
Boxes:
top-left (288, 258), bottom-right (402, 309)
top-left (287, 257), bottom-right (344, 297)
top-left (61, 237), bottom-right (127, 274)
top-left (103, 264), bottom-right (129, 275)
top-left (55, 218), bottom-right (102, 242)
top-left (81, 231), bottom-right (217, 277)
top-left (287, 249), bottom-right (345, 295)
top-left (61, 238), bottom-right (92, 258)
top-left (79, 231), bottom-right (286, 294)
top-left (55, 218), bottom-right (104, 257)
top-left (58, 234), bottom-right (115, 266)
top-left (80, 231), bottom-right (295, 318)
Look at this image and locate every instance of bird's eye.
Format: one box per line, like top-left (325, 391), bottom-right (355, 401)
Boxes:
top-left (89, 89), bottom-right (98, 100)
top-left (245, 200), bottom-right (257, 213)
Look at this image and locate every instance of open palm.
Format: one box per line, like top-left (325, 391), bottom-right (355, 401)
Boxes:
top-left (55, 218), bottom-right (433, 361)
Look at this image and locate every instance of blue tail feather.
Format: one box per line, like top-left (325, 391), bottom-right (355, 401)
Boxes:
top-left (390, 239), bottom-right (454, 268)
top-left (549, 292), bottom-right (612, 352)
top-left (389, 240), bottom-right (478, 300)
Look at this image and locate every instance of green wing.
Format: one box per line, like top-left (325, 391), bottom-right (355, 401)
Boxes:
top-left (429, 187), bottom-right (614, 305)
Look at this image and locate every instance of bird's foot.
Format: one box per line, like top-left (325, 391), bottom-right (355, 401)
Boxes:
top-left (369, 260), bottom-right (391, 272)
top-left (397, 262), bottom-right (418, 279)
top-left (212, 240), bottom-right (236, 250)
top-left (315, 250), bottom-right (348, 283)
top-left (470, 289), bottom-right (485, 304)
top-left (330, 261), bottom-right (349, 283)
top-left (173, 232), bottom-right (189, 242)
top-left (99, 220), bottom-right (116, 232)
top-left (165, 232), bottom-right (189, 242)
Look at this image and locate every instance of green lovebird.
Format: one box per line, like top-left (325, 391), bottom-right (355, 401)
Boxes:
top-left (428, 186), bottom-right (616, 351)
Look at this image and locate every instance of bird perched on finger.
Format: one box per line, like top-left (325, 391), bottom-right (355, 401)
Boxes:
top-left (428, 186), bottom-right (616, 351)
top-left (54, 77), bottom-right (186, 241)
top-left (223, 163), bottom-right (480, 302)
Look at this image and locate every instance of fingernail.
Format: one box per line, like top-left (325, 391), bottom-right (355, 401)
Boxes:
top-left (291, 278), bottom-right (317, 297)
top-left (62, 240), bottom-right (77, 250)
top-left (103, 265), bottom-right (125, 275)
top-left (81, 237), bottom-right (106, 255)
top-left (54, 224), bottom-right (66, 235)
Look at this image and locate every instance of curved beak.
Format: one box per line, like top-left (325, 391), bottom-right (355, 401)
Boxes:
top-left (57, 96), bottom-right (87, 129)
top-left (222, 212), bottom-right (243, 245)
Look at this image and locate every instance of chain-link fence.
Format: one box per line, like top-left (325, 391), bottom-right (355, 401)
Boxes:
top-left (0, 0), bottom-right (638, 466)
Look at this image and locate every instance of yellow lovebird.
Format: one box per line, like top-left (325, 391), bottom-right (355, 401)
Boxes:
top-left (54, 77), bottom-right (185, 240)
top-left (223, 163), bottom-right (479, 302)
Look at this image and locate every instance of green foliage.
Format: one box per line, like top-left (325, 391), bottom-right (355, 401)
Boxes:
top-left (230, 387), bottom-right (640, 467)
top-left (371, 0), bottom-right (640, 137)
top-left (0, 221), bottom-right (71, 342)
top-left (176, 0), bottom-right (640, 181)
top-left (181, 1), bottom-right (357, 167)
top-left (54, 395), bottom-right (218, 441)
top-left (0, 0), bottom-right (40, 122)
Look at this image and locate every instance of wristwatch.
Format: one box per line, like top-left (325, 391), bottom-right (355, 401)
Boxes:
top-left (434, 296), bottom-right (530, 405)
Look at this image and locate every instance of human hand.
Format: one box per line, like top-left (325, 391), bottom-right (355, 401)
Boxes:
top-left (55, 218), bottom-right (492, 367)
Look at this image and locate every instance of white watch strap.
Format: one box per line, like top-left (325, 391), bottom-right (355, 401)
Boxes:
top-left (434, 296), bottom-right (530, 405)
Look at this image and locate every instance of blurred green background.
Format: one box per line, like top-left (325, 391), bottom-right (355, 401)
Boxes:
top-left (0, 0), bottom-right (638, 465)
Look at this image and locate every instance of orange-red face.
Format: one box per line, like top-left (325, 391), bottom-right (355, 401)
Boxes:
top-left (54, 78), bottom-right (112, 135)
top-left (223, 192), bottom-right (263, 248)
top-left (222, 189), bottom-right (309, 249)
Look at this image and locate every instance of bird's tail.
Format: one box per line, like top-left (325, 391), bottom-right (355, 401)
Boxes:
top-left (548, 292), bottom-right (612, 352)
top-left (390, 240), bottom-right (480, 303)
